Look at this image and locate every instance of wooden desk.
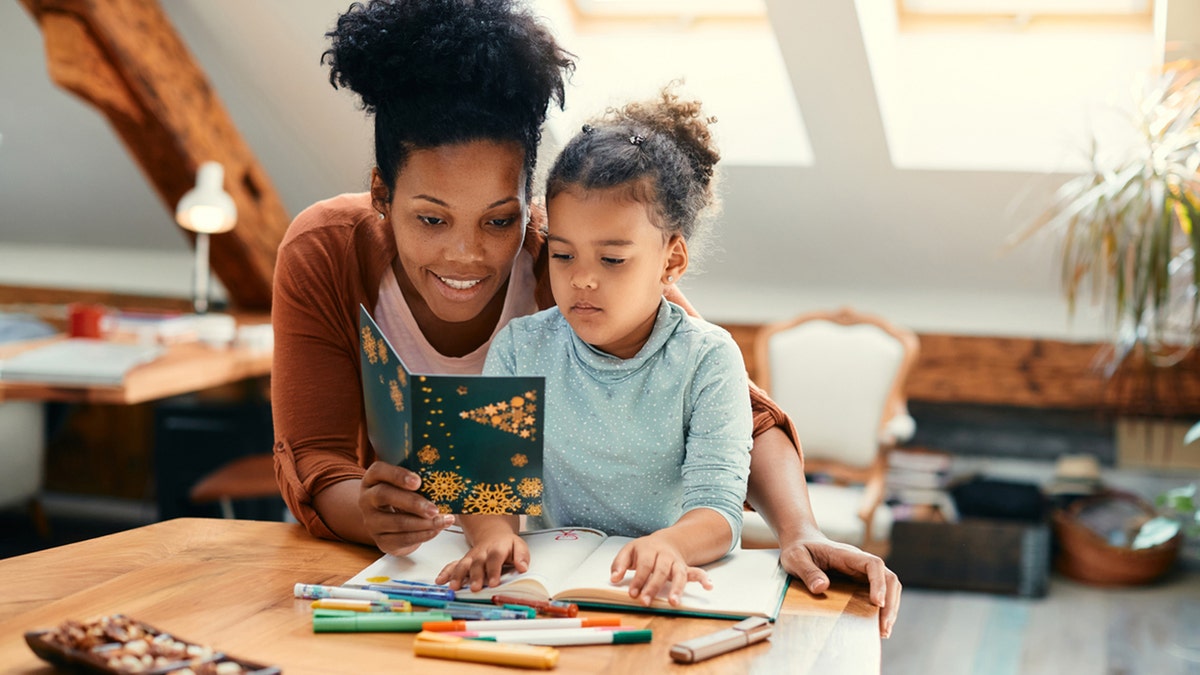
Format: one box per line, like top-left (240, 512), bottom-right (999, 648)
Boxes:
top-left (0, 519), bottom-right (880, 674)
top-left (0, 332), bottom-right (271, 405)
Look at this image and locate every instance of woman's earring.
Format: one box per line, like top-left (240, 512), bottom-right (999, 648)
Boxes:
top-left (666, 275), bottom-right (674, 283)
top-left (378, 212), bottom-right (385, 221)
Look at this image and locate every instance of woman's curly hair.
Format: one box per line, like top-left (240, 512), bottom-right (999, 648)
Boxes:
top-left (323, 0), bottom-right (574, 199)
top-left (546, 84), bottom-right (721, 244)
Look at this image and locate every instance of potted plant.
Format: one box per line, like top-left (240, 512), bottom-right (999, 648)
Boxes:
top-left (1012, 57), bottom-right (1200, 374)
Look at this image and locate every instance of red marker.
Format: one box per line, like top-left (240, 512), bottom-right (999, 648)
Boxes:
top-left (490, 595), bottom-right (578, 617)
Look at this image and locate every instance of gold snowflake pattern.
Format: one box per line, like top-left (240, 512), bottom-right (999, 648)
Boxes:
top-left (417, 445), bottom-right (440, 465)
top-left (396, 366), bottom-right (407, 387)
top-left (361, 327), bottom-right (379, 365)
top-left (437, 504), bottom-right (453, 514)
top-left (457, 386), bottom-right (469, 395)
top-left (511, 454), bottom-right (528, 468)
top-left (388, 380), bottom-right (404, 412)
top-left (460, 390), bottom-right (540, 440)
top-left (422, 471), bottom-right (467, 503)
top-left (526, 503), bottom-right (542, 517)
top-left (462, 483), bottom-right (522, 514)
top-left (517, 477), bottom-right (543, 498)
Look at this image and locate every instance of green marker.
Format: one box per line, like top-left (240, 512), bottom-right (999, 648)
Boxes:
top-left (313, 611), bottom-right (451, 633)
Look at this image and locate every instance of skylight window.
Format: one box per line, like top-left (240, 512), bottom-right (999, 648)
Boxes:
top-left (533, 0), bottom-right (812, 167)
top-left (856, 0), bottom-right (1159, 172)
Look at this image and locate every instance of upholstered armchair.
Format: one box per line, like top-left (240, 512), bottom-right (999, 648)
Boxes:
top-left (743, 307), bottom-right (920, 548)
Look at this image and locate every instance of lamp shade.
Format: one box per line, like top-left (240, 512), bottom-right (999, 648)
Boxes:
top-left (176, 161), bottom-right (236, 234)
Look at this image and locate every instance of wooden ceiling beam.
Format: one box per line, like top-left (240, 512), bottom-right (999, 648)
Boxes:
top-left (18, 0), bottom-right (288, 311)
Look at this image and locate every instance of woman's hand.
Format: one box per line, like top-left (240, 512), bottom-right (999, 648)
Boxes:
top-left (435, 518), bottom-right (528, 592)
top-left (780, 532), bottom-right (901, 639)
top-left (610, 535), bottom-right (713, 607)
top-left (358, 462), bottom-right (455, 556)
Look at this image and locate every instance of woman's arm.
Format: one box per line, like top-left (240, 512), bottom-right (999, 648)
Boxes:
top-left (747, 427), bottom-right (902, 639)
top-left (272, 213), bottom-right (451, 552)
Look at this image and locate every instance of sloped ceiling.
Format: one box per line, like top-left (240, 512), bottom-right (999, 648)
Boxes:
top-left (4, 0), bottom-right (1192, 338)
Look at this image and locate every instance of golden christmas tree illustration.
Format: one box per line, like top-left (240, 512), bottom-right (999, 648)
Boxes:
top-left (458, 390), bottom-right (539, 440)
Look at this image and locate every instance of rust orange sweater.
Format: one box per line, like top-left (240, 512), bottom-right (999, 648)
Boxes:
top-left (271, 193), bottom-right (798, 540)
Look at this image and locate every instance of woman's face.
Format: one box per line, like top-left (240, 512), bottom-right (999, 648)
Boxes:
top-left (379, 140), bottom-right (528, 324)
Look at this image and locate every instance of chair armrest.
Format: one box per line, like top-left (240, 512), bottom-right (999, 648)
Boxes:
top-left (880, 412), bottom-right (916, 446)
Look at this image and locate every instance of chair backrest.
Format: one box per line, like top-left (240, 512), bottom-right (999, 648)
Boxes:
top-left (755, 308), bottom-right (919, 469)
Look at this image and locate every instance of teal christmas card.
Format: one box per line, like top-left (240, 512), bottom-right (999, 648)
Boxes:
top-left (359, 306), bottom-right (545, 516)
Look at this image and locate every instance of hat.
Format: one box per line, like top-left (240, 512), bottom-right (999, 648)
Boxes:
top-left (1046, 453), bottom-right (1102, 497)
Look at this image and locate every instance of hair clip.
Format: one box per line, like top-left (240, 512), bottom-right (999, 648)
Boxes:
top-left (629, 134), bottom-right (646, 146)
top-left (581, 124), bottom-right (595, 134)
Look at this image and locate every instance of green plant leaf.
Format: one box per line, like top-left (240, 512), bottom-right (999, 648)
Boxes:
top-left (1185, 421), bottom-right (1200, 446)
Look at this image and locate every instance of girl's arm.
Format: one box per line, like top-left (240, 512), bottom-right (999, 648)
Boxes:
top-left (609, 508), bottom-right (729, 606)
top-left (436, 515), bottom-right (528, 592)
top-left (613, 333), bottom-right (753, 606)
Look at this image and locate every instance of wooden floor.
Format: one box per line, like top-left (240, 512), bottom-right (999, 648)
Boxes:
top-left (882, 563), bottom-right (1200, 675)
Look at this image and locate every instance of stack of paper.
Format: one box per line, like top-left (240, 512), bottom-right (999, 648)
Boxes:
top-left (0, 339), bottom-right (164, 386)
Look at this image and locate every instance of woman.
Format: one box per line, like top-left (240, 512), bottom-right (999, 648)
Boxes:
top-left (271, 0), bottom-right (900, 637)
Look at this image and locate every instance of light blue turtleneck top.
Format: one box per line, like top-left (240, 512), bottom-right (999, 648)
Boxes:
top-left (483, 299), bottom-right (752, 547)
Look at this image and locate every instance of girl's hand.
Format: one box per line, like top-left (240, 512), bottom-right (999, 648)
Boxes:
top-left (435, 531), bottom-right (530, 593)
top-left (358, 462), bottom-right (454, 556)
top-left (611, 535), bottom-right (713, 607)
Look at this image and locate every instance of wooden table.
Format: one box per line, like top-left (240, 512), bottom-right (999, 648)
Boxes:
top-left (0, 519), bottom-right (881, 674)
top-left (0, 330), bottom-right (272, 405)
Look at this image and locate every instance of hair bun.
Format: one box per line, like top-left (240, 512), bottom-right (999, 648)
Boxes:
top-left (323, 0), bottom-right (570, 118)
top-left (608, 83), bottom-right (720, 187)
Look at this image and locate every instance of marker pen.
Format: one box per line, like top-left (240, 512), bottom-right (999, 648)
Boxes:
top-left (363, 584), bottom-right (456, 600)
top-left (310, 598), bottom-right (412, 613)
top-left (312, 611), bottom-right (450, 633)
top-left (423, 616), bottom-right (621, 632)
top-left (413, 632), bottom-right (558, 669)
top-left (294, 583), bottom-right (388, 602)
top-left (490, 594), bottom-right (578, 617)
top-left (669, 616), bottom-right (773, 663)
top-left (459, 627), bottom-right (653, 647)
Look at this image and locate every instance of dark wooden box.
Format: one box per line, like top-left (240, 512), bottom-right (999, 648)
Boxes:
top-left (887, 518), bottom-right (1051, 597)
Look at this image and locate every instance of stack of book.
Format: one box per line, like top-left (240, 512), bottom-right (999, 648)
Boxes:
top-left (886, 447), bottom-right (958, 522)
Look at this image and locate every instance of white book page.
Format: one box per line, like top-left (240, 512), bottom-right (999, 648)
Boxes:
top-left (342, 527), bottom-right (608, 602)
top-left (554, 539), bottom-right (789, 617)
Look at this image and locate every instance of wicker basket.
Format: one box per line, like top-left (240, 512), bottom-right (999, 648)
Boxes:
top-left (1052, 491), bottom-right (1181, 586)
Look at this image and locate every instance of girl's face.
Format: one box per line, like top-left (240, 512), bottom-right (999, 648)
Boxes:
top-left (546, 187), bottom-right (687, 359)
top-left (375, 140), bottom-right (528, 325)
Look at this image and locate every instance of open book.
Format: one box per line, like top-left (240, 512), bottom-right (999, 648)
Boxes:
top-left (359, 306), bottom-right (545, 515)
top-left (344, 527), bottom-right (791, 621)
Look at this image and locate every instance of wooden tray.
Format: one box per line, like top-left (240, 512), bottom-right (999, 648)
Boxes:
top-left (24, 614), bottom-right (280, 675)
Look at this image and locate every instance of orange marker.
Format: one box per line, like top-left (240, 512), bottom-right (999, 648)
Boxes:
top-left (414, 632), bottom-right (558, 669)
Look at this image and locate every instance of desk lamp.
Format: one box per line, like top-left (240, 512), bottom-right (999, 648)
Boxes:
top-left (175, 161), bottom-right (236, 315)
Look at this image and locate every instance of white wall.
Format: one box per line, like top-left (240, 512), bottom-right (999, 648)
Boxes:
top-left (0, 0), bottom-right (1124, 339)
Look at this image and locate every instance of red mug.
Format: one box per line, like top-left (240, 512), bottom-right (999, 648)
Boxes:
top-left (68, 303), bottom-right (108, 339)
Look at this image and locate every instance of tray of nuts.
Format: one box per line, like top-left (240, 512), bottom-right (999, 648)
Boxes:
top-left (24, 614), bottom-right (281, 675)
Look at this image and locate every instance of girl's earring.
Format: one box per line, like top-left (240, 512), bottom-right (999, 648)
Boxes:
top-left (378, 212), bottom-right (385, 220)
top-left (666, 275), bottom-right (674, 283)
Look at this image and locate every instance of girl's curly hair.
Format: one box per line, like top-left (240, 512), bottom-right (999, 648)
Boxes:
top-left (323, 0), bottom-right (574, 199)
top-left (546, 84), bottom-right (721, 244)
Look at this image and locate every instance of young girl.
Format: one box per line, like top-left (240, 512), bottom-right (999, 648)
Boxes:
top-left (437, 87), bottom-right (752, 607)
